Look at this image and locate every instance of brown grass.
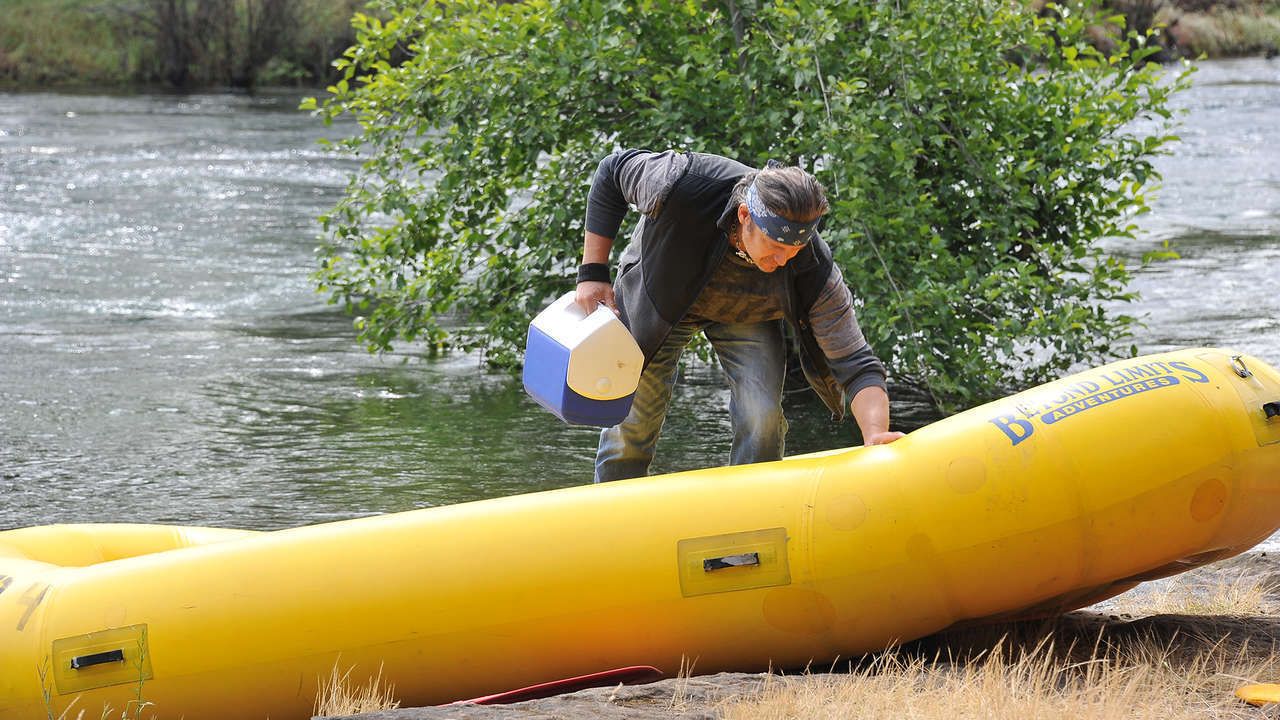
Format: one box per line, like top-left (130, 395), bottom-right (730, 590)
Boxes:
top-left (314, 661), bottom-right (400, 717)
top-left (717, 639), bottom-right (1274, 719)
top-left (716, 573), bottom-right (1280, 720)
top-left (1109, 572), bottom-right (1274, 617)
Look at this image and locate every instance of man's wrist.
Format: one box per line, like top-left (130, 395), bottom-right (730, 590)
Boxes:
top-left (576, 263), bottom-right (611, 284)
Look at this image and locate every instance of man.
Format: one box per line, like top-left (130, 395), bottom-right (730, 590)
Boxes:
top-left (575, 149), bottom-right (904, 483)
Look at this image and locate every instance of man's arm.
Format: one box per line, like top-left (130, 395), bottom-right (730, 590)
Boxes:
top-left (575, 150), bottom-right (689, 314)
top-left (850, 385), bottom-right (906, 446)
top-left (804, 263), bottom-right (904, 445)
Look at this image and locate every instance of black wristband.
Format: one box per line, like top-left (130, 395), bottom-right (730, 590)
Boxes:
top-left (576, 262), bottom-right (611, 284)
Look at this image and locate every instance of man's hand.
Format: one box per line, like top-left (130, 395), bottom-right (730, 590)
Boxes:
top-left (865, 430), bottom-right (906, 445)
top-left (577, 231), bottom-right (617, 315)
top-left (575, 281), bottom-right (617, 316)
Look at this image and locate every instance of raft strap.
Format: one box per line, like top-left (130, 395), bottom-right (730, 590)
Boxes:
top-left (70, 649), bottom-right (125, 670)
top-left (704, 553), bottom-right (761, 572)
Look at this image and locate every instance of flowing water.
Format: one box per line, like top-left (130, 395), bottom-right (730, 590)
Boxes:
top-left (1114, 59), bottom-right (1280, 357)
top-left (1, 58), bottom-right (1278, 532)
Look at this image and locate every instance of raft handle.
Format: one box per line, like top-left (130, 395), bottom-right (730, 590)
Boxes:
top-left (1231, 355), bottom-right (1252, 378)
top-left (1265, 402), bottom-right (1280, 420)
top-left (704, 552), bottom-right (761, 572)
top-left (70, 649), bottom-right (125, 670)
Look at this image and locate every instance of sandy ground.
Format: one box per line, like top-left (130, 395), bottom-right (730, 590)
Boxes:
top-left (319, 551), bottom-right (1280, 719)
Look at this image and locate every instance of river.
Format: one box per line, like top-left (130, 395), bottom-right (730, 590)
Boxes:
top-left (1, 58), bottom-right (1278, 532)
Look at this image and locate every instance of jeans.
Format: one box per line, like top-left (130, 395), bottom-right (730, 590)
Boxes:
top-left (594, 318), bottom-right (788, 483)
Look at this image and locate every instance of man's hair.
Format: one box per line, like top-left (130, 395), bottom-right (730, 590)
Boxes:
top-left (730, 165), bottom-right (829, 224)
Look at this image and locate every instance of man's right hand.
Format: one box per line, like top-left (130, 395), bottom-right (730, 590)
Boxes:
top-left (575, 281), bottom-right (617, 316)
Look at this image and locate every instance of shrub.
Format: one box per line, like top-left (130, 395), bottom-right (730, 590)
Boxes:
top-left (309, 0), bottom-right (1188, 410)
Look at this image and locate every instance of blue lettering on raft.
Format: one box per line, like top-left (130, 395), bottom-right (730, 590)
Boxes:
top-left (1169, 360), bottom-right (1210, 384)
top-left (1041, 376), bottom-right (1179, 424)
top-left (989, 414), bottom-right (1035, 446)
top-left (986, 357), bottom-right (1210, 447)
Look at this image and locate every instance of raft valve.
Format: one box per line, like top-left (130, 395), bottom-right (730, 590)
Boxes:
top-left (1265, 402), bottom-right (1280, 420)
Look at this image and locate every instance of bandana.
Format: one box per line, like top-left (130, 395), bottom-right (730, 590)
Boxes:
top-left (745, 182), bottom-right (820, 246)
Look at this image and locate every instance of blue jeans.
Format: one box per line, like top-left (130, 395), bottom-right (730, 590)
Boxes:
top-left (594, 318), bottom-right (788, 482)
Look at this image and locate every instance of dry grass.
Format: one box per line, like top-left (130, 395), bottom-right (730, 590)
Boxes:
top-left (49, 698), bottom-right (156, 720)
top-left (715, 571), bottom-right (1280, 720)
top-left (1109, 572), bottom-right (1275, 617)
top-left (314, 661), bottom-right (400, 717)
top-left (40, 661), bottom-right (154, 720)
top-left (717, 638), bottom-right (1276, 719)
top-left (670, 655), bottom-right (700, 710)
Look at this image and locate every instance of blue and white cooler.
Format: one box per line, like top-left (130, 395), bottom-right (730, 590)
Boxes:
top-left (523, 292), bottom-right (644, 427)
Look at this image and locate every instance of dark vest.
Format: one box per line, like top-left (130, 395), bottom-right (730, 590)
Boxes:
top-left (613, 153), bottom-right (848, 418)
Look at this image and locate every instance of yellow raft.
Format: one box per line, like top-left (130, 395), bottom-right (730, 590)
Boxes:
top-left (3, 348), bottom-right (1280, 719)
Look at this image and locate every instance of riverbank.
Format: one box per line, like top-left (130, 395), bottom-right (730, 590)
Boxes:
top-left (1113, 0), bottom-right (1280, 60)
top-left (1, 1), bottom-right (1277, 91)
top-left (318, 551), bottom-right (1280, 719)
top-left (0, 0), bottom-right (359, 89)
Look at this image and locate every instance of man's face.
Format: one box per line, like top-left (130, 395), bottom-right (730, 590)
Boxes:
top-left (737, 203), bottom-right (806, 272)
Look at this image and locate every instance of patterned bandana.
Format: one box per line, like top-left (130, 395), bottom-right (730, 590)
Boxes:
top-left (745, 182), bottom-right (820, 246)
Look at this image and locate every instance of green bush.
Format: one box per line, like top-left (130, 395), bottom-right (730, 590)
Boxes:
top-left (309, 0), bottom-right (1188, 411)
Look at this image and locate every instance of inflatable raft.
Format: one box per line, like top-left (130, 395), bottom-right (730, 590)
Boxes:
top-left (3, 348), bottom-right (1280, 719)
